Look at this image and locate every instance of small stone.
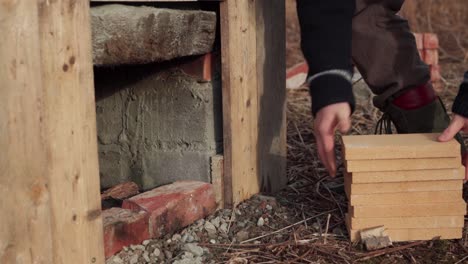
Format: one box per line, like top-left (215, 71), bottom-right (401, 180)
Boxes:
top-left (143, 252), bottom-right (150, 262)
top-left (112, 256), bottom-right (123, 264)
top-left (204, 221), bottom-right (217, 234)
top-left (184, 243), bottom-right (204, 257)
top-left (254, 241), bottom-right (261, 244)
top-left (183, 252), bottom-right (194, 258)
top-left (165, 250), bottom-right (173, 259)
top-left (266, 204), bottom-right (273, 210)
top-left (166, 239), bottom-right (172, 244)
top-left (172, 234), bottom-right (182, 241)
top-left (153, 248), bottom-right (161, 257)
top-left (142, 240), bottom-right (151, 246)
top-left (182, 233), bottom-right (189, 243)
top-left (210, 239), bottom-right (216, 244)
top-left (236, 230), bottom-right (250, 242)
top-left (129, 254), bottom-right (139, 264)
top-left (257, 217), bottom-right (265, 227)
top-left (130, 245), bottom-right (145, 251)
top-left (186, 235), bottom-right (195, 243)
top-left (123, 246), bottom-right (129, 251)
top-left (237, 221), bottom-right (246, 228)
top-left (235, 209), bottom-right (242, 215)
top-left (211, 217), bottom-right (221, 228)
top-left (219, 223), bottom-right (228, 233)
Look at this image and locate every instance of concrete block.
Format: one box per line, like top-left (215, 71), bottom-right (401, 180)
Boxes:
top-left (342, 133), bottom-right (459, 161)
top-left (91, 5), bottom-right (216, 65)
top-left (95, 65), bottom-right (222, 189)
top-left (349, 215), bottom-right (464, 229)
top-left (423, 49), bottom-right (439, 65)
top-left (103, 208), bottom-right (150, 258)
top-left (346, 157), bottom-right (460, 172)
top-left (122, 181), bottom-right (217, 238)
top-left (350, 201), bottom-right (467, 218)
top-left (349, 167), bottom-right (464, 183)
top-left (347, 180), bottom-right (462, 195)
top-left (423, 33), bottom-right (439, 49)
top-left (349, 190), bottom-right (462, 206)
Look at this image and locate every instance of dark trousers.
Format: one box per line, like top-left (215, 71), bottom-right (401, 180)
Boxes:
top-left (298, 0), bottom-right (430, 110)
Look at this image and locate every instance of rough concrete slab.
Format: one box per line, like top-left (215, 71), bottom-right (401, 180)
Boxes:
top-left (91, 4), bottom-right (216, 65)
top-left (94, 63), bottom-right (222, 190)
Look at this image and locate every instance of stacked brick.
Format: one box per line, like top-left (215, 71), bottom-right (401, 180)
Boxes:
top-left (342, 133), bottom-right (466, 242)
top-left (414, 33), bottom-right (442, 92)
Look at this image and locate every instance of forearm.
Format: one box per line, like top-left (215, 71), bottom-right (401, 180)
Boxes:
top-left (296, 0), bottom-right (356, 116)
top-left (452, 72), bottom-right (468, 118)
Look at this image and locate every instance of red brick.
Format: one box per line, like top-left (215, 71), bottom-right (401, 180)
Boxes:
top-left (179, 53), bottom-right (214, 82)
top-left (423, 33), bottom-right (439, 49)
top-left (286, 62), bottom-right (309, 79)
top-left (122, 181), bottom-right (216, 238)
top-left (423, 49), bottom-right (439, 65)
top-left (413, 33), bottom-right (423, 50)
top-left (103, 208), bottom-right (150, 258)
top-left (430, 64), bottom-right (441, 82)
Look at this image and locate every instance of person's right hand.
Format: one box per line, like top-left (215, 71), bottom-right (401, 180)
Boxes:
top-left (314, 102), bottom-right (352, 177)
top-left (438, 114), bottom-right (468, 180)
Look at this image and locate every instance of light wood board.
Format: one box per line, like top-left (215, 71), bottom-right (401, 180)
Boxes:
top-left (342, 133), bottom-right (459, 160)
top-left (39, 1), bottom-right (105, 263)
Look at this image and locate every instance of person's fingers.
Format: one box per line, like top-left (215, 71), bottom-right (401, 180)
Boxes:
top-left (338, 115), bottom-right (351, 134)
top-left (438, 117), bottom-right (464, 142)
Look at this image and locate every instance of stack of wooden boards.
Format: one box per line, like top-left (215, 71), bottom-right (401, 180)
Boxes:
top-left (342, 133), bottom-right (466, 242)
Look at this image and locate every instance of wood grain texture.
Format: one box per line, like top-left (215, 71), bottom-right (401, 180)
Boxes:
top-left (220, 0), bottom-right (286, 207)
top-left (342, 133), bottom-right (459, 160)
top-left (350, 201), bottom-right (467, 218)
top-left (0, 1), bottom-right (53, 263)
top-left (256, 0), bottom-right (287, 194)
top-left (349, 190), bottom-right (462, 206)
top-left (345, 157), bottom-right (460, 172)
top-left (349, 215), bottom-right (465, 229)
top-left (38, 0), bottom-right (105, 263)
top-left (220, 0), bottom-right (259, 207)
top-left (348, 167), bottom-right (464, 183)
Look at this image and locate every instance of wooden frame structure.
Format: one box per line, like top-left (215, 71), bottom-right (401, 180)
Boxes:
top-left (1, 0), bottom-right (285, 262)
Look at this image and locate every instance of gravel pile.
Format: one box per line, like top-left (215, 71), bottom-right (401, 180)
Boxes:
top-left (106, 195), bottom-right (288, 264)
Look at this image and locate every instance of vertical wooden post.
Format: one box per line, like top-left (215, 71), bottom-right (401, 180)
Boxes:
top-left (220, 0), bottom-right (286, 207)
top-left (0, 1), bottom-right (54, 263)
top-left (38, 0), bottom-right (105, 263)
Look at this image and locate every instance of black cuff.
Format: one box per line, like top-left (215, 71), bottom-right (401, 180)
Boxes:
top-left (309, 75), bottom-right (355, 116)
top-left (452, 72), bottom-right (468, 118)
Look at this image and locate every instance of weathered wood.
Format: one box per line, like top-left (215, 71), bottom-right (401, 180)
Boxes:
top-left (220, 1), bottom-right (286, 207)
top-left (220, 0), bottom-right (259, 207)
top-left (91, 4), bottom-right (216, 66)
top-left (38, 0), bottom-right (105, 263)
top-left (101, 182), bottom-right (140, 200)
top-left (256, 0), bottom-right (287, 193)
top-left (0, 1), bottom-right (53, 263)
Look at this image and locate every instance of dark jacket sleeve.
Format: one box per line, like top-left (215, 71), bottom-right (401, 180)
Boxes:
top-left (452, 72), bottom-right (468, 118)
top-left (296, 0), bottom-right (355, 116)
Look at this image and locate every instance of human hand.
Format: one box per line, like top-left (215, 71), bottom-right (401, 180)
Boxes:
top-left (314, 102), bottom-right (352, 177)
top-left (438, 114), bottom-right (468, 180)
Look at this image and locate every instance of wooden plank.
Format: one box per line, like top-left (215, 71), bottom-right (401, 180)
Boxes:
top-left (349, 167), bottom-right (464, 183)
top-left (256, 0), bottom-right (287, 193)
top-left (220, 0), bottom-right (286, 206)
top-left (0, 2), bottom-right (54, 263)
top-left (345, 157), bottom-right (460, 172)
top-left (349, 215), bottom-right (465, 229)
top-left (350, 201), bottom-right (467, 218)
top-left (211, 155), bottom-right (225, 209)
top-left (349, 190), bottom-right (462, 206)
top-left (220, 0), bottom-right (259, 207)
top-left (347, 180), bottom-right (462, 195)
top-left (342, 133), bottom-right (459, 160)
top-left (38, 1), bottom-right (105, 263)
top-left (345, 214), bottom-right (463, 242)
